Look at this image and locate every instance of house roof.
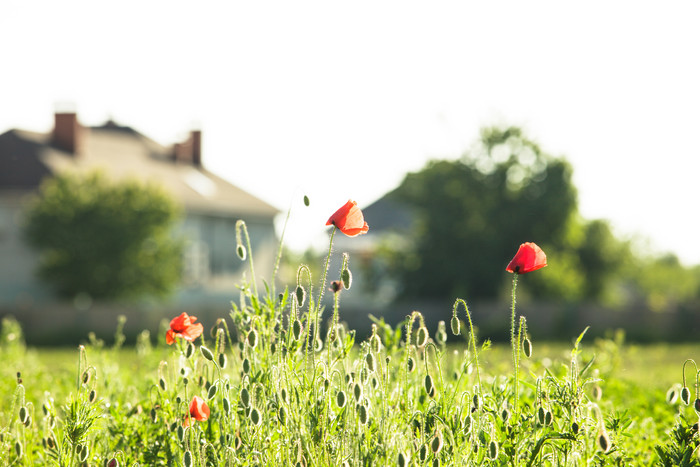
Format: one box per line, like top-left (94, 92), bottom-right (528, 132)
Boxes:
top-left (0, 120), bottom-right (279, 219)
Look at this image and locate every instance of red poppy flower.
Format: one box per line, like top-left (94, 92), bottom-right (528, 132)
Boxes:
top-left (166, 312), bottom-right (204, 345)
top-left (326, 200), bottom-right (369, 237)
top-left (506, 242), bottom-right (547, 274)
top-left (184, 395), bottom-right (210, 426)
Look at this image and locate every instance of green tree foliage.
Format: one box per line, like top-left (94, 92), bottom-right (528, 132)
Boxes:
top-left (381, 126), bottom-right (631, 302)
top-left (23, 172), bottom-right (183, 300)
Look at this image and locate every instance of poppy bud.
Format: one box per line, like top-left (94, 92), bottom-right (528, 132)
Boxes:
top-left (185, 342), bottom-right (195, 358)
top-left (295, 286), bottom-right (306, 308)
top-left (281, 387), bottom-right (288, 403)
top-left (207, 384), bottom-right (218, 400)
top-left (572, 421), bottom-right (580, 434)
top-left (292, 320), bottom-right (303, 341)
top-left (218, 353), bottom-right (227, 369)
top-left (150, 408), bottom-right (158, 423)
top-left (242, 358), bottom-right (251, 374)
top-left (341, 268), bottom-right (352, 290)
top-left (14, 441), bottom-right (22, 458)
top-left (593, 385), bottom-right (602, 401)
top-left (473, 393), bottom-right (481, 410)
top-left (365, 353), bottom-right (376, 372)
top-left (241, 387), bottom-right (251, 407)
top-left (597, 430), bottom-right (611, 453)
top-left (183, 450), bottom-right (193, 467)
top-left (370, 333), bottom-right (381, 354)
top-left (694, 399), bottom-right (700, 412)
top-left (200, 346), bottom-right (214, 361)
top-left (237, 245), bottom-right (247, 261)
top-left (89, 389), bottom-right (97, 403)
top-left (23, 416), bottom-right (31, 428)
top-left (303, 195), bottom-right (310, 207)
top-left (78, 444), bottom-right (89, 462)
top-left (278, 405), bottom-right (287, 425)
top-left (223, 397), bottom-right (231, 414)
top-left (430, 432), bottom-right (443, 454)
top-left (353, 383), bottom-right (363, 403)
top-left (450, 316), bottom-right (461, 336)
top-left (19, 406), bottom-right (28, 424)
top-left (463, 414), bottom-right (473, 434)
top-left (358, 404), bottom-right (369, 425)
top-left (107, 459), bottom-right (119, 467)
top-left (398, 452), bottom-right (409, 467)
top-left (250, 407), bottom-right (262, 426)
top-left (314, 337), bottom-right (323, 352)
top-left (424, 375), bottom-right (435, 397)
top-left (523, 338), bottom-right (533, 358)
top-left (330, 281), bottom-right (342, 293)
top-left (537, 407), bottom-right (546, 425)
top-left (667, 387), bottom-right (678, 404)
top-left (682, 386), bottom-right (691, 405)
top-left (82, 370), bottom-right (91, 385)
top-left (501, 407), bottom-right (510, 423)
top-left (247, 329), bottom-right (258, 349)
top-left (337, 390), bottom-right (347, 408)
top-left (486, 440), bottom-right (499, 460)
top-left (416, 327), bottom-right (429, 348)
top-left (407, 357), bottom-right (416, 373)
top-left (545, 410), bottom-right (553, 426)
top-left (419, 445), bottom-right (428, 462)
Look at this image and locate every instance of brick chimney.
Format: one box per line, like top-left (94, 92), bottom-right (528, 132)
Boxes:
top-left (52, 112), bottom-right (81, 154)
top-left (173, 130), bottom-right (202, 167)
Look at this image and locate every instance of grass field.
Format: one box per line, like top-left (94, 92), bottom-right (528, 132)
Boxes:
top-left (2, 311), bottom-right (700, 466)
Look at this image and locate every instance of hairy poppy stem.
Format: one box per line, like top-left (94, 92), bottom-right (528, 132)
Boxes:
top-left (510, 274), bottom-right (520, 411)
top-left (311, 227), bottom-right (336, 366)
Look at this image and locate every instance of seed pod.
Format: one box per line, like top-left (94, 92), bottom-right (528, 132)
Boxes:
top-left (200, 346), bottom-right (215, 361)
top-left (295, 286), bottom-right (306, 308)
top-left (407, 357), bottom-right (416, 373)
top-left (682, 386), bottom-right (691, 405)
top-left (341, 268), bottom-right (352, 290)
top-left (242, 358), bottom-right (251, 374)
top-left (241, 387), bottom-right (251, 407)
top-left (523, 338), bottom-right (532, 358)
top-left (218, 353), bottom-right (227, 369)
top-left (353, 383), bottom-right (363, 403)
top-left (431, 432), bottom-right (443, 454)
top-left (292, 320), bottom-right (303, 341)
top-left (237, 245), bottom-right (247, 261)
top-left (358, 404), bottom-right (369, 425)
top-left (416, 327), bottom-right (429, 348)
top-left (250, 407), bottom-right (261, 426)
top-left (488, 440), bottom-right (499, 460)
top-left (336, 390), bottom-right (347, 408)
top-left (207, 384), bottom-right (218, 400)
top-left (450, 316), bottom-right (461, 336)
top-left (247, 330), bottom-right (258, 349)
top-left (183, 450), bottom-right (194, 467)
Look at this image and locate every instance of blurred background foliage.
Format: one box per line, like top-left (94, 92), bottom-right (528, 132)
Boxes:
top-left (23, 172), bottom-right (183, 301)
top-left (361, 126), bottom-right (700, 312)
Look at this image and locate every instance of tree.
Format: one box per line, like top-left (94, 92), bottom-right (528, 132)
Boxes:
top-left (381, 126), bottom-right (628, 302)
top-left (24, 172), bottom-right (183, 300)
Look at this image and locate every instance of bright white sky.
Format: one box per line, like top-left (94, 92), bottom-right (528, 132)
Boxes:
top-left (2, 1), bottom-right (700, 263)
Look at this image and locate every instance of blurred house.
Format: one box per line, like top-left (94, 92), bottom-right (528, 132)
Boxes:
top-left (0, 111), bottom-right (279, 309)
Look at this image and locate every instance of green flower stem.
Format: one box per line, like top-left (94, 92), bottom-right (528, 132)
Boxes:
top-left (311, 227), bottom-right (336, 365)
top-left (510, 274), bottom-right (520, 411)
